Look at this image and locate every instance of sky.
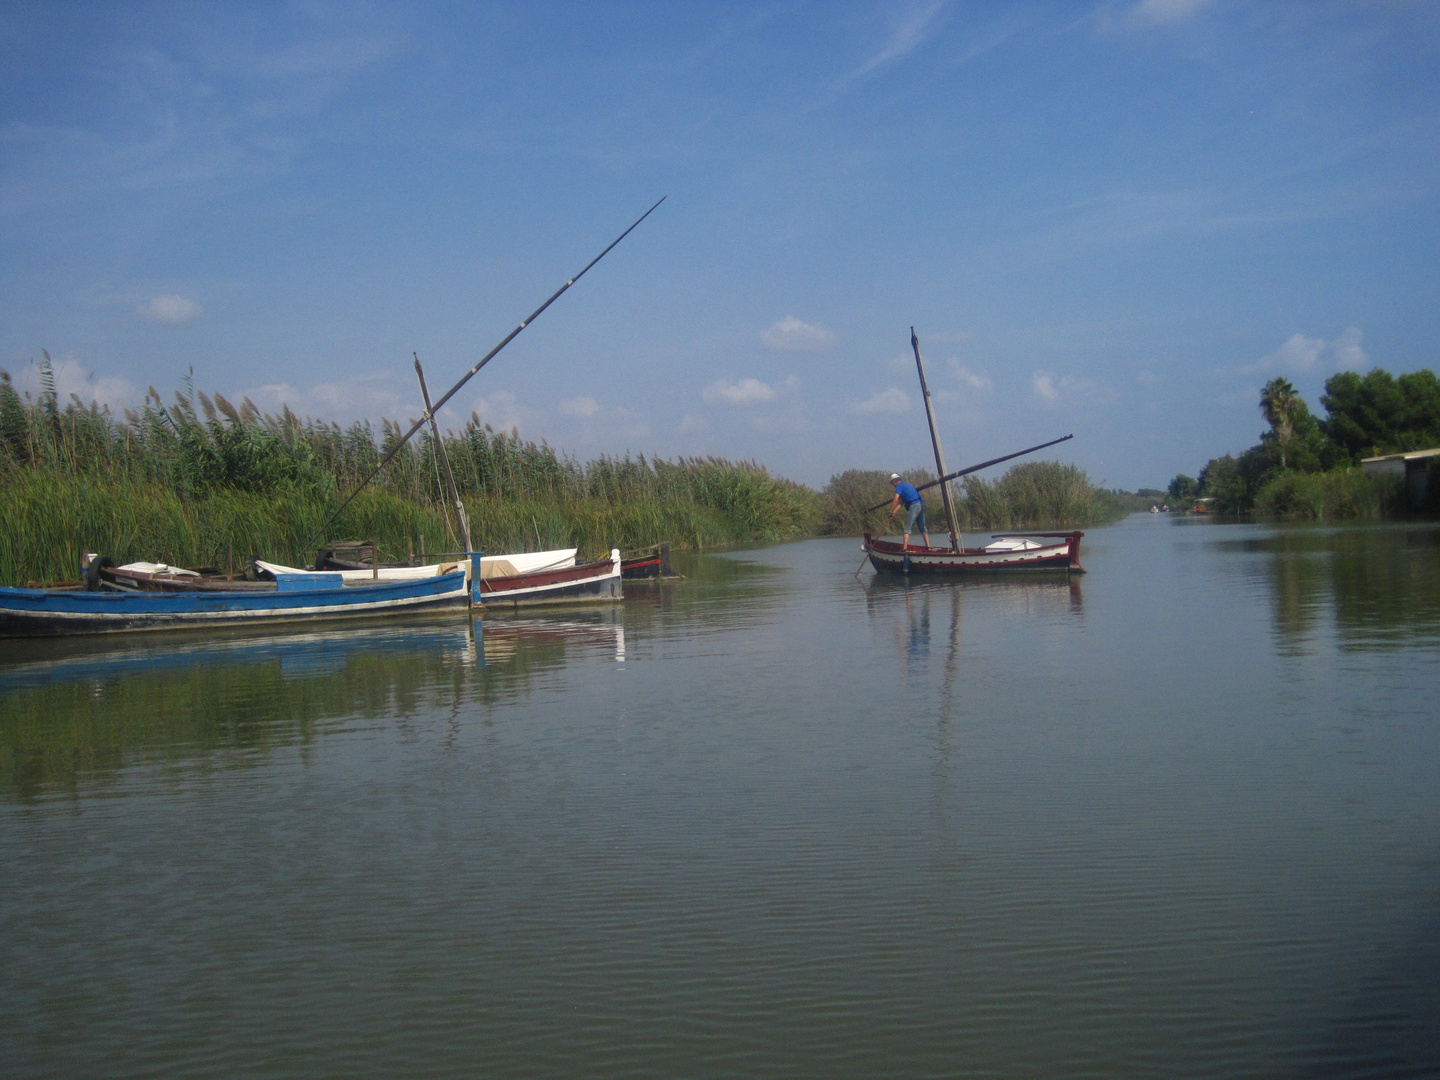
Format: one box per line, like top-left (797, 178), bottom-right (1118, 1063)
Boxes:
top-left (2, 1), bottom-right (1437, 489)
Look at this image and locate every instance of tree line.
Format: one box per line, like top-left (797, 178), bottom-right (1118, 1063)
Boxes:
top-left (1167, 368), bottom-right (1440, 516)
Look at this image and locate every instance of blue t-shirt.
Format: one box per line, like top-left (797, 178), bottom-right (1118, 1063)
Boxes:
top-left (894, 481), bottom-right (921, 506)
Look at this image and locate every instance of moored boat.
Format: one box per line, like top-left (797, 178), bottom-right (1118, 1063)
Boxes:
top-left (0, 568), bottom-right (471, 638)
top-left (475, 549), bottom-right (623, 609)
top-left (863, 531), bottom-right (1084, 574)
top-left (620, 543), bottom-right (679, 580)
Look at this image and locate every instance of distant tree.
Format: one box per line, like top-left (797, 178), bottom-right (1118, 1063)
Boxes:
top-left (1136, 488), bottom-right (1165, 498)
top-left (1167, 475), bottom-right (1197, 502)
top-left (1321, 368), bottom-right (1440, 462)
top-left (1198, 455), bottom-right (1246, 513)
top-left (1259, 377), bottom-right (1302, 469)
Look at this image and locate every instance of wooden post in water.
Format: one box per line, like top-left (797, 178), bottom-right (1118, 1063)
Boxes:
top-left (371, 540), bottom-right (378, 579)
top-left (226, 544), bottom-right (233, 581)
top-left (911, 328), bottom-right (961, 552)
top-left (408, 537), bottom-right (414, 567)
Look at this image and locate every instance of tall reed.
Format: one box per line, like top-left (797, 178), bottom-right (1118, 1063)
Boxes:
top-left (0, 364), bottom-right (823, 584)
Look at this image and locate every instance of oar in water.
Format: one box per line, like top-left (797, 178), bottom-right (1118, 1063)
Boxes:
top-left (307, 196), bottom-right (667, 549)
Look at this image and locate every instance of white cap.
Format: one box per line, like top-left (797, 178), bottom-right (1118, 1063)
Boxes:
top-left (889, 473), bottom-right (901, 481)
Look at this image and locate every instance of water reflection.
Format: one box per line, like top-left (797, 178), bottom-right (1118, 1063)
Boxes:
top-left (1213, 524), bottom-right (1440, 652)
top-left (0, 617), bottom-right (482, 804)
top-left (0, 610), bottom-right (640, 804)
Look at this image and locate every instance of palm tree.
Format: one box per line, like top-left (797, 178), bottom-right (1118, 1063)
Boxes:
top-left (1260, 377), bottom-right (1300, 469)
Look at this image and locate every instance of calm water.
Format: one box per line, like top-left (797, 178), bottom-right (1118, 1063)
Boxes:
top-left (2, 516), bottom-right (1438, 1078)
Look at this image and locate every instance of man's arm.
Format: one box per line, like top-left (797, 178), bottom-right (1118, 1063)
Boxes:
top-left (887, 492), bottom-right (902, 517)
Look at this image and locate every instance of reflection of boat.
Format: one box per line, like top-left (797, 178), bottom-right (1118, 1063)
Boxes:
top-left (0, 569), bottom-right (470, 638)
top-left (0, 614), bottom-right (480, 690)
top-left (862, 532), bottom-right (1084, 574)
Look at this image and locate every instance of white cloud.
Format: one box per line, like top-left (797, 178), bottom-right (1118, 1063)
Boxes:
top-left (558, 396), bottom-right (599, 418)
top-left (948, 360), bottom-right (993, 392)
top-left (854, 2), bottom-right (946, 78)
top-left (245, 373), bottom-right (408, 422)
top-left (8, 355), bottom-right (136, 410)
top-left (850, 387), bottom-right (910, 414)
top-left (467, 389), bottom-right (537, 433)
top-left (1130, 0), bottom-right (1213, 25)
top-left (704, 376), bottom-right (799, 405)
top-left (1248, 327), bottom-right (1368, 375)
top-left (1100, 0), bottom-right (1214, 32)
top-left (1031, 372), bottom-right (1112, 407)
top-left (136, 294), bottom-right (204, 325)
top-left (1329, 326), bottom-right (1368, 370)
top-left (761, 316), bottom-right (837, 353)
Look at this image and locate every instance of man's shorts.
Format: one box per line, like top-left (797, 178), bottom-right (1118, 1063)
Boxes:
top-left (904, 500), bottom-right (927, 534)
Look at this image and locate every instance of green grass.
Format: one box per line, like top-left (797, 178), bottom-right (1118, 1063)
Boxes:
top-left (1252, 468), bottom-right (1405, 520)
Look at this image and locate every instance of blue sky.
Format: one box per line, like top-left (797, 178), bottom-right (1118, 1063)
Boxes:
top-left (2, 1), bottom-right (1437, 489)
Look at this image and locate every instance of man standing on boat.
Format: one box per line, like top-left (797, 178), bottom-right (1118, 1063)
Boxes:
top-left (887, 473), bottom-right (932, 550)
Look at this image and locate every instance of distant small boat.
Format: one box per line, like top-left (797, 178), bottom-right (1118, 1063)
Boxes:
top-left (863, 532), bottom-right (1085, 575)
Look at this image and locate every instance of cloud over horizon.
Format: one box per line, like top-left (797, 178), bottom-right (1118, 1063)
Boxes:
top-left (761, 317), bottom-right (837, 353)
top-left (1248, 327), bottom-right (1368, 375)
top-left (703, 376), bottom-right (797, 405)
top-left (850, 387), bottom-right (910, 414)
top-left (136, 294), bottom-right (204, 326)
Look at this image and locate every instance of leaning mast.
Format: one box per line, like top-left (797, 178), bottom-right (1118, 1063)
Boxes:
top-left (911, 328), bottom-right (961, 552)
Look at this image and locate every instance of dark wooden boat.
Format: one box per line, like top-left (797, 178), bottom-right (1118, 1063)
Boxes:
top-left (476, 549), bottom-right (622, 609)
top-left (863, 532), bottom-right (1084, 575)
top-left (95, 560), bottom-right (277, 592)
top-left (620, 543), bottom-right (679, 580)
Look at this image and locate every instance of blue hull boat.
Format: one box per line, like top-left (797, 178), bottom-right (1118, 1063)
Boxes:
top-left (0, 569), bottom-right (470, 638)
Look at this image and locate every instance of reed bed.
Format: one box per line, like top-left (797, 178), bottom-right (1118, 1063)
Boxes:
top-left (0, 365), bottom-right (822, 585)
top-left (1252, 468), bottom-right (1405, 520)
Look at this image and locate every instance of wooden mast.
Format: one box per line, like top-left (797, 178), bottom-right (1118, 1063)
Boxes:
top-left (911, 328), bottom-right (960, 551)
top-left (415, 354), bottom-right (473, 554)
top-left (305, 196), bottom-right (666, 549)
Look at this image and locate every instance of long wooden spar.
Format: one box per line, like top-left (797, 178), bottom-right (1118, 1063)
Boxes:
top-left (307, 196), bottom-right (666, 549)
top-left (863, 433), bottom-right (1075, 515)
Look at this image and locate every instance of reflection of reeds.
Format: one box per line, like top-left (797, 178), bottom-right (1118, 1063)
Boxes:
top-left (0, 367), bottom-right (822, 583)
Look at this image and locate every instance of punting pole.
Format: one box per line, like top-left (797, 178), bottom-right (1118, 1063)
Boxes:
top-left (306, 196), bottom-right (667, 548)
top-left (415, 353), bottom-right (473, 555)
top-left (861, 433), bottom-right (1075, 515)
top-left (912, 328), bottom-right (961, 551)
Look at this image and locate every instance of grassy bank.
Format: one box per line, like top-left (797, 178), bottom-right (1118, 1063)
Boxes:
top-left (820, 460), bottom-right (1130, 537)
top-left (0, 464), bottom-right (823, 586)
top-left (1251, 468), bottom-right (1409, 519)
top-left (0, 370), bottom-right (821, 585)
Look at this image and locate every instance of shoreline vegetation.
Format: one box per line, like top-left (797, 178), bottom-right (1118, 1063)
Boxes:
top-left (3, 362), bottom-right (1129, 586)
top-left (1168, 367), bottom-right (1440, 520)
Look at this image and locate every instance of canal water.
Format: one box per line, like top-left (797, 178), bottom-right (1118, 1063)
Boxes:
top-left (2, 516), bottom-right (1438, 1078)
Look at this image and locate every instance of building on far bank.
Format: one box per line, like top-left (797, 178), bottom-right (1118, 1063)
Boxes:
top-left (1360, 447), bottom-right (1440, 509)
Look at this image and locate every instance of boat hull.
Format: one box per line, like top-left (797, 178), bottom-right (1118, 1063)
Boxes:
top-left (0, 571), bottom-right (470, 638)
top-left (863, 532), bottom-right (1084, 574)
top-left (476, 551), bottom-right (623, 609)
